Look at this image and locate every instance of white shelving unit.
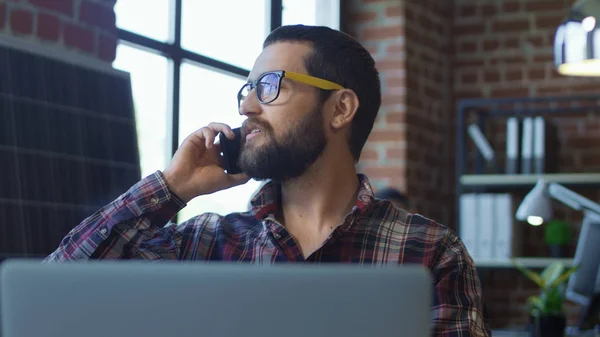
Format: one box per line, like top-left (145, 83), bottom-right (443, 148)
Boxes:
top-left (460, 173), bottom-right (600, 187)
top-left (474, 257), bottom-right (574, 268)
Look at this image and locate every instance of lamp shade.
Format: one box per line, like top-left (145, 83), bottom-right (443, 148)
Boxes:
top-left (554, 0), bottom-right (600, 76)
top-left (516, 179), bottom-right (553, 225)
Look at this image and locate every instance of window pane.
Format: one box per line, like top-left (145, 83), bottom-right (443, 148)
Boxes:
top-left (282, 0), bottom-right (340, 29)
top-left (113, 44), bottom-right (172, 179)
top-left (181, 0), bottom-right (269, 70)
top-left (115, 0), bottom-right (173, 42)
top-left (178, 62), bottom-right (262, 222)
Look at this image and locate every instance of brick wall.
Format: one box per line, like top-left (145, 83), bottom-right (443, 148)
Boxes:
top-left (0, 0), bottom-right (118, 63)
top-left (454, 0), bottom-right (600, 328)
top-left (346, 0), bottom-right (600, 329)
top-left (404, 1), bottom-right (453, 226)
top-left (343, 0), bottom-right (408, 200)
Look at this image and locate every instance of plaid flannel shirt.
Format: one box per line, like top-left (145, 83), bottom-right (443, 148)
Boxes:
top-left (45, 171), bottom-right (491, 337)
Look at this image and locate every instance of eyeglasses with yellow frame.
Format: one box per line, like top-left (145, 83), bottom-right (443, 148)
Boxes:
top-left (237, 70), bottom-right (344, 110)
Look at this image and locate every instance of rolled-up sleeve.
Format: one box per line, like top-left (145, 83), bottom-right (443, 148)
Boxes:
top-left (44, 171), bottom-right (186, 262)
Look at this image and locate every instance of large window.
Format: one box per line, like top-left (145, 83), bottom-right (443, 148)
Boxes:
top-left (113, 0), bottom-right (340, 223)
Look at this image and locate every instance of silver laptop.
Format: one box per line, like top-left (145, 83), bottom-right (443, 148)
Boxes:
top-left (1, 259), bottom-right (431, 337)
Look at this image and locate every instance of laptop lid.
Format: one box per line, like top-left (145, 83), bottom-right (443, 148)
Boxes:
top-left (1, 259), bottom-right (432, 337)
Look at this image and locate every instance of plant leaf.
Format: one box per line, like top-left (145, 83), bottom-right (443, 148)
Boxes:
top-left (528, 296), bottom-right (545, 313)
top-left (513, 259), bottom-right (544, 287)
top-left (551, 264), bottom-right (579, 288)
top-left (541, 262), bottom-right (564, 289)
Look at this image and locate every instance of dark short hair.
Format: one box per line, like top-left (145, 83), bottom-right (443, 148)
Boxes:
top-left (263, 24), bottom-right (381, 161)
top-left (375, 188), bottom-right (408, 204)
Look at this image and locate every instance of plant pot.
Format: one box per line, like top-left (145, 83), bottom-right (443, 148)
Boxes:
top-left (529, 313), bottom-right (566, 337)
top-left (548, 244), bottom-right (566, 258)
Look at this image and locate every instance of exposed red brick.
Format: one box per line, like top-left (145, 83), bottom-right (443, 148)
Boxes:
top-left (454, 22), bottom-right (486, 36)
top-left (481, 4), bottom-right (497, 16)
top-left (98, 34), bottom-right (117, 62)
top-left (526, 34), bottom-right (546, 47)
top-left (483, 39), bottom-right (500, 51)
top-left (490, 87), bottom-right (530, 97)
top-left (37, 13), bottom-right (61, 42)
top-left (385, 77), bottom-right (405, 87)
top-left (502, 1), bottom-right (521, 12)
top-left (505, 69), bottom-right (523, 81)
top-left (63, 22), bottom-right (95, 53)
top-left (504, 37), bottom-right (520, 48)
top-left (533, 54), bottom-right (553, 63)
top-left (385, 5), bottom-right (402, 18)
top-left (10, 8), bottom-right (33, 35)
top-left (459, 41), bottom-right (477, 53)
top-left (536, 14), bottom-right (564, 29)
top-left (382, 93), bottom-right (405, 105)
top-left (460, 72), bottom-right (477, 84)
top-left (386, 148), bottom-right (406, 159)
top-left (0, 3), bottom-right (5, 28)
top-left (362, 25), bottom-right (403, 40)
top-left (30, 0), bottom-right (74, 17)
top-left (362, 166), bottom-right (407, 180)
top-left (367, 130), bottom-right (406, 142)
top-left (80, 0), bottom-right (115, 31)
top-left (454, 59), bottom-right (485, 67)
top-left (489, 55), bottom-right (527, 65)
top-left (386, 42), bottom-right (404, 53)
top-left (459, 5), bottom-right (476, 16)
top-left (483, 71), bottom-right (500, 82)
top-left (376, 59), bottom-right (404, 70)
top-left (351, 11), bottom-right (377, 23)
top-left (527, 68), bottom-right (546, 80)
top-left (492, 18), bottom-right (530, 32)
top-left (385, 111), bottom-right (405, 124)
top-left (526, 1), bottom-right (568, 12)
top-left (360, 149), bottom-right (379, 161)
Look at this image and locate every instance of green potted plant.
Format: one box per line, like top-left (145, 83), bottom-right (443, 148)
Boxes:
top-left (513, 260), bottom-right (579, 337)
top-left (544, 219), bottom-right (572, 258)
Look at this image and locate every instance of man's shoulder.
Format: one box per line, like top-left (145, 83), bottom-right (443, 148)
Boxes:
top-left (370, 200), bottom-right (455, 241)
top-left (365, 200), bottom-right (469, 265)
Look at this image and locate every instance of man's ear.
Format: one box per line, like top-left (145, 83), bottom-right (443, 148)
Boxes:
top-left (330, 89), bottom-right (359, 130)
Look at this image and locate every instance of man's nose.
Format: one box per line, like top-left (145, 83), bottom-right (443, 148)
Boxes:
top-left (239, 88), bottom-right (262, 117)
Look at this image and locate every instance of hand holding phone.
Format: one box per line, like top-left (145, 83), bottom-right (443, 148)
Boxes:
top-left (219, 127), bottom-right (243, 174)
top-left (162, 123), bottom-right (248, 203)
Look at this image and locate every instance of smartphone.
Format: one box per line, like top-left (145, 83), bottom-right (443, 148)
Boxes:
top-left (219, 127), bottom-right (243, 174)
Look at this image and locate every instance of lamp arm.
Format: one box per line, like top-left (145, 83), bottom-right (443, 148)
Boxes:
top-left (548, 183), bottom-right (600, 215)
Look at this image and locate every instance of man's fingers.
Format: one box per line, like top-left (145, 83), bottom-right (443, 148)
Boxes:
top-left (201, 127), bottom-right (217, 149)
top-left (207, 122), bottom-right (236, 139)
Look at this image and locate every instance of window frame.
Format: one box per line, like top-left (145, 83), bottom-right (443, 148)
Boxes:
top-left (116, 0), bottom-right (281, 223)
top-left (116, 0), bottom-right (340, 222)
top-left (117, 0), bottom-right (282, 158)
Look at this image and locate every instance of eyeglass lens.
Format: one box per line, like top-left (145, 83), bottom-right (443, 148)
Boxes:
top-left (238, 72), bottom-right (280, 107)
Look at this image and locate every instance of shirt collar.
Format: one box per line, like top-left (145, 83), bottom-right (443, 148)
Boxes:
top-left (250, 174), bottom-right (376, 221)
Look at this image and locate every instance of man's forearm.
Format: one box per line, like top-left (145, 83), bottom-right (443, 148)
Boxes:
top-left (44, 171), bottom-right (186, 262)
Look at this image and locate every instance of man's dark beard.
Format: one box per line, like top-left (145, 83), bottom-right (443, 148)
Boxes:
top-left (238, 105), bottom-right (327, 182)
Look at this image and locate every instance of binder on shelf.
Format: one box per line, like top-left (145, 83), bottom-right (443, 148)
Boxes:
top-left (521, 117), bottom-right (533, 174)
top-left (459, 193), bottom-right (479, 258)
top-left (467, 123), bottom-right (497, 173)
top-left (506, 117), bottom-right (520, 174)
top-left (477, 194), bottom-right (495, 259)
top-left (493, 193), bottom-right (519, 259)
top-left (533, 116), bottom-right (559, 174)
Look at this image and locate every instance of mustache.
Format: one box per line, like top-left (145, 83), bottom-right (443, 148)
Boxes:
top-left (241, 119), bottom-right (273, 137)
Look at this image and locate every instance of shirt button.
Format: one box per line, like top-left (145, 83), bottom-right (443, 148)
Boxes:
top-left (99, 227), bottom-right (107, 235)
top-left (273, 233), bottom-right (281, 239)
top-left (150, 196), bottom-right (159, 204)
